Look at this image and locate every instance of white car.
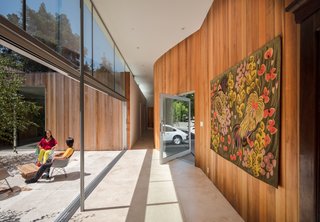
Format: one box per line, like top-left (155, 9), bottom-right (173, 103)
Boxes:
top-left (163, 125), bottom-right (188, 145)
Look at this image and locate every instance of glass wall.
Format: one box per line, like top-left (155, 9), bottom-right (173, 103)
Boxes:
top-left (93, 8), bottom-right (114, 89)
top-left (26, 0), bottom-right (80, 66)
top-left (115, 48), bottom-right (125, 96)
top-left (84, 0), bottom-right (93, 74)
top-left (0, 0), bottom-right (23, 28)
top-left (0, 45), bottom-right (47, 147)
top-left (0, 0), bottom-right (127, 97)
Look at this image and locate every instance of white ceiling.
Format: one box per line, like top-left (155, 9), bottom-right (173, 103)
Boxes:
top-left (92, 0), bottom-right (213, 106)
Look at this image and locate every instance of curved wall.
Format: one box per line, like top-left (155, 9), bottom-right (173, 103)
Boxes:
top-left (153, 0), bottom-right (299, 221)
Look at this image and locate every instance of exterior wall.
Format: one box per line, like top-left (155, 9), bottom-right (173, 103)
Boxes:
top-left (25, 72), bottom-right (124, 151)
top-left (153, 0), bottom-right (299, 221)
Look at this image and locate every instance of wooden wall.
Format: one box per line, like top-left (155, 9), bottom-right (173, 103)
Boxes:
top-left (25, 72), bottom-right (124, 151)
top-left (153, 0), bottom-right (299, 221)
top-left (147, 107), bottom-right (154, 128)
top-left (129, 74), bottom-right (147, 148)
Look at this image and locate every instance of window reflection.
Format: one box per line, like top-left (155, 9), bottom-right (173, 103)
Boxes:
top-left (26, 0), bottom-right (80, 66)
top-left (115, 48), bottom-right (125, 96)
top-left (1, 0), bottom-right (127, 97)
top-left (0, 0), bottom-right (23, 28)
top-left (93, 8), bottom-right (114, 89)
top-left (84, 0), bottom-right (93, 74)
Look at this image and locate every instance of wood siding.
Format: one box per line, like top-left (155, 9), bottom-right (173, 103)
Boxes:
top-left (25, 72), bottom-right (124, 151)
top-left (129, 74), bottom-right (147, 148)
top-left (147, 107), bottom-right (154, 128)
top-left (153, 0), bottom-right (299, 221)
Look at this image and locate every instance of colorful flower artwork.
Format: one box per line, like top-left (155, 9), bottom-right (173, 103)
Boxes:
top-left (210, 36), bottom-right (281, 187)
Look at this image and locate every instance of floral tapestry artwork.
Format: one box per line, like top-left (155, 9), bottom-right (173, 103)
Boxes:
top-left (210, 36), bottom-right (281, 187)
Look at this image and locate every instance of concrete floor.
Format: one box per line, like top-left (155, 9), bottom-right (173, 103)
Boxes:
top-left (71, 149), bottom-right (243, 222)
top-left (1, 131), bottom-right (243, 221)
top-left (0, 150), bottom-right (121, 222)
top-left (131, 129), bottom-right (155, 149)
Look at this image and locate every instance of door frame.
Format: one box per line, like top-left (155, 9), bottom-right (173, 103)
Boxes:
top-left (159, 93), bottom-right (191, 164)
top-left (286, 1), bottom-right (320, 221)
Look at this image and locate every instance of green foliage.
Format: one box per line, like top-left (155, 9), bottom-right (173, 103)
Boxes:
top-left (0, 55), bottom-right (40, 149)
top-left (173, 101), bottom-right (188, 122)
top-left (185, 93), bottom-right (194, 118)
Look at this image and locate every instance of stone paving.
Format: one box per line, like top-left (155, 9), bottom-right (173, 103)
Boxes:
top-left (0, 147), bottom-right (121, 222)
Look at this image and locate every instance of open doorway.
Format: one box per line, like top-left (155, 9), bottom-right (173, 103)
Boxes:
top-left (178, 92), bottom-right (195, 164)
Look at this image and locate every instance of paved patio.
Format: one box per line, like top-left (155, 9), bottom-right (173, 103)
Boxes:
top-left (0, 142), bottom-right (243, 222)
top-left (0, 148), bottom-right (121, 222)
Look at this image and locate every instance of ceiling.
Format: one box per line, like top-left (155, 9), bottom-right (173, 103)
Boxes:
top-left (92, 0), bottom-right (213, 106)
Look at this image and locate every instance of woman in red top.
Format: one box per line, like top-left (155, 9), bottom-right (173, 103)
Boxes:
top-left (37, 130), bottom-right (58, 166)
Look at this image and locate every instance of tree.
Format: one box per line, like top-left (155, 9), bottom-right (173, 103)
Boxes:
top-left (7, 2), bottom-right (86, 66)
top-left (173, 101), bottom-right (189, 122)
top-left (25, 3), bottom-right (80, 65)
top-left (0, 55), bottom-right (40, 153)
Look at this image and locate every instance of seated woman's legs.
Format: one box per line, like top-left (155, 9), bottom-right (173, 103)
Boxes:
top-left (43, 150), bottom-right (52, 164)
top-left (37, 149), bottom-right (45, 163)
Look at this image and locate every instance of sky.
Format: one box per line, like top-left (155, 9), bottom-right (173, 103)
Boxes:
top-left (0, 0), bottom-right (125, 72)
top-left (0, 0), bottom-right (80, 34)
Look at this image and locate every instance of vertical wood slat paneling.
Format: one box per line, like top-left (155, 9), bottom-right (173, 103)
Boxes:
top-left (283, 0), bottom-right (299, 221)
top-left (52, 73), bottom-right (122, 150)
top-left (25, 72), bottom-right (124, 151)
top-left (153, 0), bottom-right (299, 221)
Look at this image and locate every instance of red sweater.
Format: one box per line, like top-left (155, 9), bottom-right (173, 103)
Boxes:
top-left (39, 138), bottom-right (57, 150)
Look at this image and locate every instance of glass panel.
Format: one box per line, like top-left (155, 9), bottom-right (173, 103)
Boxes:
top-left (26, 0), bottom-right (80, 66)
top-left (84, 0), bottom-right (92, 74)
top-left (0, 0), bottom-right (23, 28)
top-left (0, 45), bottom-right (47, 148)
top-left (93, 8), bottom-right (114, 89)
top-left (115, 48), bottom-right (125, 96)
top-left (160, 96), bottom-right (191, 162)
top-left (58, 0), bottom-right (80, 66)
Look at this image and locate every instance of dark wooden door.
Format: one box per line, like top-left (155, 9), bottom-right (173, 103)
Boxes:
top-left (300, 8), bottom-right (320, 222)
top-left (317, 30), bottom-right (320, 222)
top-left (287, 1), bottom-right (320, 221)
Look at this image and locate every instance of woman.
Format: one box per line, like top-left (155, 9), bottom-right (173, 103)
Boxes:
top-left (26, 137), bottom-right (74, 183)
top-left (37, 130), bottom-right (57, 166)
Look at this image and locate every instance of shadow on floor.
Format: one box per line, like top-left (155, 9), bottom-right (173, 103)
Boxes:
top-left (0, 186), bottom-right (25, 201)
top-left (125, 149), bottom-right (153, 222)
top-left (37, 171), bottom-right (91, 183)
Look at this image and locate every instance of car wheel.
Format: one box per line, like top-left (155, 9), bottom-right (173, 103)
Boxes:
top-left (172, 136), bottom-right (182, 145)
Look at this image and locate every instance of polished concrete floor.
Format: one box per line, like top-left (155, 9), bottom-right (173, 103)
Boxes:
top-left (131, 129), bottom-right (155, 149)
top-left (71, 149), bottom-right (243, 222)
top-left (1, 130), bottom-right (243, 221)
top-left (71, 129), bottom-right (243, 222)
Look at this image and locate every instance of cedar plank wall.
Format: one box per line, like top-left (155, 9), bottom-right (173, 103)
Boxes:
top-left (25, 72), bottom-right (123, 151)
top-left (125, 73), bottom-right (131, 148)
top-left (129, 74), bottom-right (147, 148)
top-left (125, 72), bottom-right (147, 149)
top-left (153, 0), bottom-right (299, 221)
